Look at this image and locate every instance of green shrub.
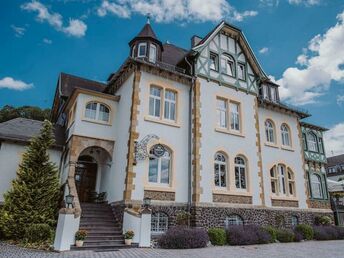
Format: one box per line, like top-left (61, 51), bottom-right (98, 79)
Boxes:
top-left (314, 216), bottom-right (332, 226)
top-left (295, 224), bottom-right (314, 240)
top-left (263, 226), bottom-right (278, 242)
top-left (208, 228), bottom-right (226, 246)
top-left (175, 211), bottom-right (191, 226)
top-left (276, 229), bottom-right (294, 242)
top-left (25, 224), bottom-right (52, 243)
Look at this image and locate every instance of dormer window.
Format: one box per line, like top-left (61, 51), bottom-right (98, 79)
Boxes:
top-left (149, 44), bottom-right (157, 63)
top-left (238, 63), bottom-right (246, 80)
top-left (210, 52), bottom-right (219, 71)
top-left (221, 54), bottom-right (235, 77)
top-left (138, 43), bottom-right (147, 57)
top-left (263, 85), bottom-right (269, 99)
top-left (270, 87), bottom-right (277, 102)
top-left (131, 45), bottom-right (136, 58)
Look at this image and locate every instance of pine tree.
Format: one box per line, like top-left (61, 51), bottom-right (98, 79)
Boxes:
top-left (0, 120), bottom-right (60, 240)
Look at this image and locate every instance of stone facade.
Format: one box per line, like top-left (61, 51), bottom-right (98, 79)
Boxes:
top-left (213, 194), bottom-right (252, 204)
top-left (271, 199), bottom-right (299, 208)
top-left (144, 190), bottom-right (175, 201)
top-left (309, 199), bottom-right (331, 209)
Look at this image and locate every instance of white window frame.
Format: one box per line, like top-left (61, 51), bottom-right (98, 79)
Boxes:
top-left (238, 63), bottom-right (246, 80)
top-left (224, 215), bottom-right (244, 228)
top-left (235, 156), bottom-right (246, 190)
top-left (149, 86), bottom-right (162, 118)
top-left (265, 120), bottom-right (275, 143)
top-left (216, 98), bottom-right (228, 128)
top-left (210, 52), bottom-right (219, 71)
top-left (138, 43), bottom-right (147, 58)
top-left (84, 102), bottom-right (110, 123)
top-left (214, 152), bottom-right (227, 188)
top-left (278, 164), bottom-right (287, 196)
top-left (311, 173), bottom-right (323, 199)
top-left (132, 45), bottom-right (136, 58)
top-left (221, 54), bottom-right (235, 77)
top-left (148, 146), bottom-right (171, 186)
top-left (149, 43), bottom-right (157, 63)
top-left (230, 102), bottom-right (240, 131)
top-left (164, 90), bottom-right (176, 121)
top-left (151, 212), bottom-right (168, 234)
top-left (270, 87), bottom-right (277, 102)
top-left (281, 124), bottom-right (291, 146)
top-left (263, 85), bottom-right (269, 99)
top-left (308, 133), bottom-right (318, 152)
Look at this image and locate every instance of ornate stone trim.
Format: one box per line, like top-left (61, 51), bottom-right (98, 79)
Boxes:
top-left (213, 194), bottom-right (252, 204)
top-left (271, 199), bottom-right (299, 208)
top-left (123, 70), bottom-right (141, 201)
top-left (144, 190), bottom-right (175, 201)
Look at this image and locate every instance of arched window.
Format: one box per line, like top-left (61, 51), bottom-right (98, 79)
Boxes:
top-left (265, 120), bottom-right (275, 143)
top-left (235, 156), bottom-right (246, 190)
top-left (311, 174), bottom-right (323, 199)
top-left (221, 54), bottom-right (235, 76)
top-left (270, 164), bottom-right (295, 196)
top-left (214, 152), bottom-right (227, 188)
top-left (149, 145), bottom-right (171, 185)
top-left (291, 215), bottom-right (299, 227)
top-left (308, 132), bottom-right (318, 152)
top-left (281, 124), bottom-right (291, 146)
top-left (224, 214), bottom-right (244, 228)
top-left (151, 212), bottom-right (168, 233)
top-left (287, 168), bottom-right (295, 196)
top-left (85, 102), bottom-right (110, 123)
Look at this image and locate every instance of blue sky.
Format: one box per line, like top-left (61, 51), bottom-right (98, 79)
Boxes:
top-left (0, 0), bottom-right (344, 155)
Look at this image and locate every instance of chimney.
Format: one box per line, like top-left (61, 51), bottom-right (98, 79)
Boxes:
top-left (191, 35), bottom-right (202, 48)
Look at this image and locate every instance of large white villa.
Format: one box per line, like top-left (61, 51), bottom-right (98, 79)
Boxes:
top-left (0, 20), bottom-right (332, 250)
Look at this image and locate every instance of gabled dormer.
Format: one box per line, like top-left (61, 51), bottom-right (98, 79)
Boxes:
top-left (129, 18), bottom-right (163, 63)
top-left (259, 80), bottom-right (280, 103)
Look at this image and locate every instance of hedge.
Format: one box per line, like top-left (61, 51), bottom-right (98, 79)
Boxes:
top-left (208, 228), bottom-right (226, 246)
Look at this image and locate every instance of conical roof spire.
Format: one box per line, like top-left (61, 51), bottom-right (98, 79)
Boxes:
top-left (129, 17), bottom-right (162, 47)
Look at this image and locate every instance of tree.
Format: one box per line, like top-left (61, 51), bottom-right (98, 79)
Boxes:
top-left (0, 105), bottom-right (51, 123)
top-left (0, 120), bottom-right (60, 240)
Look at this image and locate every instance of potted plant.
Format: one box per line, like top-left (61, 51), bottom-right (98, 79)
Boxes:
top-left (75, 230), bottom-right (87, 247)
top-left (124, 230), bottom-right (135, 245)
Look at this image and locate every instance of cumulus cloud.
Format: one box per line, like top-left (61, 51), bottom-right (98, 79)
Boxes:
top-left (324, 122), bottom-right (344, 157)
top-left (288, 0), bottom-right (321, 6)
top-left (337, 95), bottom-right (344, 106)
top-left (21, 0), bottom-right (87, 38)
top-left (259, 47), bottom-right (269, 54)
top-left (0, 77), bottom-right (33, 91)
top-left (11, 25), bottom-right (26, 37)
top-left (43, 38), bottom-right (52, 44)
top-left (274, 11), bottom-right (344, 105)
top-left (96, 0), bottom-right (258, 23)
top-left (259, 0), bottom-right (280, 7)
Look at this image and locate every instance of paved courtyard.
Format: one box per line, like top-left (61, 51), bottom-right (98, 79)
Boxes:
top-left (1, 240), bottom-right (344, 258)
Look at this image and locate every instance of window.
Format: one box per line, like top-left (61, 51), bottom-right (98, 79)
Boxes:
top-left (164, 90), bottom-right (176, 121)
top-left (308, 132), bottom-right (318, 152)
top-left (138, 43), bottom-right (147, 57)
top-left (311, 174), bottom-right (323, 199)
top-left (238, 63), bottom-right (246, 80)
top-left (278, 164), bottom-right (287, 195)
top-left (235, 156), bottom-right (246, 189)
top-left (265, 120), bottom-right (275, 143)
top-left (291, 216), bottom-right (299, 227)
top-left (131, 45), bottom-right (136, 57)
top-left (210, 52), bottom-right (219, 71)
top-left (85, 102), bottom-right (110, 123)
top-left (270, 164), bottom-right (295, 196)
top-left (148, 145), bottom-right (171, 185)
top-left (302, 133), bottom-right (307, 150)
top-left (318, 137), bottom-right (324, 153)
top-left (149, 44), bottom-right (157, 63)
top-left (217, 98), bottom-right (227, 128)
top-left (263, 85), bottom-right (269, 99)
top-left (224, 214), bottom-right (244, 228)
top-left (214, 152), bottom-right (227, 188)
top-left (288, 169), bottom-right (295, 196)
top-left (270, 167), bottom-right (278, 194)
top-left (149, 86), bottom-right (161, 118)
top-left (281, 124), bottom-right (291, 146)
top-left (270, 87), bottom-right (277, 102)
top-left (230, 102), bottom-right (240, 131)
top-left (151, 212), bottom-right (168, 233)
top-left (221, 54), bottom-right (235, 76)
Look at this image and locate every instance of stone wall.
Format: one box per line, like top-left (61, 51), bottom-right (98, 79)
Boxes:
top-left (110, 201), bottom-right (126, 226)
top-left (144, 191), bottom-right (175, 201)
top-left (213, 194), bottom-right (252, 204)
top-left (271, 199), bottom-right (299, 208)
top-left (309, 199), bottom-right (331, 209)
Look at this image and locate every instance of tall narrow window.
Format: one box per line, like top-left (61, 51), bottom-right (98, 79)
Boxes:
top-left (217, 99), bottom-right (227, 128)
top-left (281, 124), bottom-right (291, 146)
top-left (210, 52), bottom-right (219, 71)
top-left (149, 44), bottom-right (157, 63)
top-left (278, 164), bottom-right (286, 195)
top-left (311, 174), bottom-right (323, 199)
top-left (288, 169), bottom-right (295, 196)
top-left (270, 166), bottom-right (277, 194)
top-left (238, 63), bottom-right (246, 80)
top-left (138, 43), bottom-right (147, 57)
top-left (85, 102), bottom-right (97, 120)
top-left (270, 87), bottom-right (277, 102)
top-left (149, 86), bottom-right (161, 118)
top-left (265, 120), bottom-right (275, 143)
top-left (235, 156), bottom-right (246, 189)
top-left (308, 132), bottom-right (318, 152)
top-left (131, 45), bottom-right (136, 58)
top-left (263, 85), bottom-right (269, 99)
top-left (302, 133), bottom-right (307, 150)
top-left (98, 104), bottom-right (110, 122)
top-left (148, 145), bottom-right (171, 185)
top-left (230, 102), bottom-right (240, 131)
top-left (318, 138), bottom-right (324, 154)
top-left (221, 54), bottom-right (235, 76)
top-left (214, 152), bottom-right (227, 188)
top-left (164, 90), bottom-right (176, 121)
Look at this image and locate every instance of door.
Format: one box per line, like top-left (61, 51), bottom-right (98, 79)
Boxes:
top-left (75, 156), bottom-right (97, 202)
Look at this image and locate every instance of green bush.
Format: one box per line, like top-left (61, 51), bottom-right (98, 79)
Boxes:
top-left (25, 224), bottom-right (52, 243)
top-left (295, 224), bottom-right (314, 240)
top-left (263, 226), bottom-right (278, 242)
top-left (276, 229), bottom-right (294, 242)
top-left (175, 211), bottom-right (191, 226)
top-left (208, 228), bottom-right (226, 246)
top-left (314, 216), bottom-right (332, 226)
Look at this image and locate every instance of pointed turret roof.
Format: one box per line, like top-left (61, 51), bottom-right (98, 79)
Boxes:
top-left (129, 19), bottom-right (162, 47)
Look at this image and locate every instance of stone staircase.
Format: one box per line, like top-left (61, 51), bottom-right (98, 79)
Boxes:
top-left (71, 203), bottom-right (136, 251)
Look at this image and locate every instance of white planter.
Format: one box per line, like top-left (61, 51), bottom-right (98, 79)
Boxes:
top-left (75, 240), bottom-right (84, 247)
top-left (125, 239), bottom-right (132, 245)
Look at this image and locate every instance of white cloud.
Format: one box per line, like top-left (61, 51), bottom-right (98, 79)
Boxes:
top-left (288, 0), bottom-right (321, 6)
top-left (274, 11), bottom-right (344, 105)
top-left (43, 38), bottom-right (52, 44)
top-left (337, 95), bottom-right (344, 106)
top-left (324, 122), bottom-right (344, 157)
top-left (0, 77), bottom-right (33, 91)
top-left (259, 0), bottom-right (280, 7)
top-left (10, 25), bottom-right (26, 37)
top-left (259, 47), bottom-right (269, 54)
top-left (21, 0), bottom-right (87, 38)
top-left (96, 0), bottom-right (258, 23)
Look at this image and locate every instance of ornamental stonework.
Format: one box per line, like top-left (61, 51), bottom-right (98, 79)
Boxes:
top-left (144, 190), bottom-right (175, 201)
top-left (213, 194), bottom-right (252, 204)
top-left (309, 199), bottom-right (331, 209)
top-left (271, 199), bottom-right (299, 208)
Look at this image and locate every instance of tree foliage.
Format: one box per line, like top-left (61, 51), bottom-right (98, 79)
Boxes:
top-left (0, 105), bottom-right (50, 123)
top-left (0, 120), bottom-right (59, 240)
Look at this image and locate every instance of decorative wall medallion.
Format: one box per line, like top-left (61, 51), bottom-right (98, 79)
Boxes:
top-left (134, 134), bottom-right (160, 162)
top-left (152, 144), bottom-right (165, 157)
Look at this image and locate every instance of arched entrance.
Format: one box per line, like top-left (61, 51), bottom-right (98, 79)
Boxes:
top-left (75, 155), bottom-right (98, 202)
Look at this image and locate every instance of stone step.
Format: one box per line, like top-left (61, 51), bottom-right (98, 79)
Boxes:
top-left (81, 214), bottom-right (114, 218)
top-left (86, 235), bottom-right (124, 241)
top-left (70, 243), bottom-right (138, 251)
top-left (80, 228), bottom-right (122, 233)
top-left (86, 230), bottom-right (123, 236)
top-left (81, 219), bottom-right (116, 223)
top-left (84, 239), bottom-right (124, 245)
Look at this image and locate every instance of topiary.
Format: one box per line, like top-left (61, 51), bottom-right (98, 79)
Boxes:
top-left (208, 228), bottom-right (226, 246)
top-left (276, 229), bottom-right (294, 242)
top-left (25, 224), bottom-right (52, 243)
top-left (263, 225), bottom-right (278, 242)
top-left (295, 224), bottom-right (314, 240)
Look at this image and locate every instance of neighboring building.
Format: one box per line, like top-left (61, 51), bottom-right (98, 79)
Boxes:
top-left (0, 20), bottom-right (334, 250)
top-left (0, 118), bottom-right (64, 203)
top-left (326, 154), bottom-right (344, 181)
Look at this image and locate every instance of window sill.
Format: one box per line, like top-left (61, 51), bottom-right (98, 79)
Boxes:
top-left (82, 119), bottom-right (112, 126)
top-left (281, 146), bottom-right (294, 152)
top-left (144, 116), bottom-right (181, 128)
top-left (265, 142), bottom-right (279, 149)
top-left (271, 196), bottom-right (298, 201)
top-left (144, 186), bottom-right (175, 193)
top-left (213, 189), bottom-right (252, 196)
top-left (215, 128), bottom-right (244, 138)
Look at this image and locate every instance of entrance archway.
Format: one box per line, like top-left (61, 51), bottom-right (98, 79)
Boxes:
top-left (75, 155), bottom-right (98, 202)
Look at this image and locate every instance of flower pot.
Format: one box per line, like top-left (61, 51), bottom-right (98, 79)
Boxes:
top-left (125, 239), bottom-right (132, 245)
top-left (75, 240), bottom-right (84, 247)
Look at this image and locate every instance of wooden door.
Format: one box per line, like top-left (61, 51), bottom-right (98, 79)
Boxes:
top-left (75, 159), bottom-right (97, 202)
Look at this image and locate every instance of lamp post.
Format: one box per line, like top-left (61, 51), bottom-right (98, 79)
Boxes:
top-left (65, 194), bottom-right (74, 208)
top-left (143, 197), bottom-right (151, 209)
